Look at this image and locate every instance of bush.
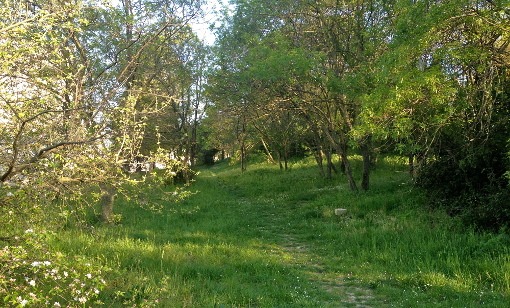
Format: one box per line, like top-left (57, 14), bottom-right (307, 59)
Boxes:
top-left (417, 147), bottom-right (510, 231)
top-left (455, 187), bottom-right (510, 231)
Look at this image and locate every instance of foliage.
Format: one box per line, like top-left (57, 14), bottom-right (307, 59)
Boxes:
top-left (0, 0), bottom-right (206, 227)
top-left (205, 0), bottom-right (510, 225)
top-left (0, 2), bottom-right (206, 305)
top-left (417, 135), bottom-right (510, 230)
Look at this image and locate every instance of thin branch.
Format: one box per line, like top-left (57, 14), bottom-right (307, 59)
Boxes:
top-left (0, 11), bottom-right (57, 34)
top-left (1, 135), bottom-right (108, 183)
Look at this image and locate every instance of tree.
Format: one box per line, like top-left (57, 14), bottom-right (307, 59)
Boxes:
top-left (207, 0), bottom-right (389, 190)
top-left (0, 0), bottom-right (204, 227)
top-left (355, 0), bottom-right (510, 228)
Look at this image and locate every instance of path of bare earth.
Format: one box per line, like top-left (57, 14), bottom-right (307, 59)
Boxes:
top-left (251, 200), bottom-right (381, 307)
top-left (278, 233), bottom-right (377, 308)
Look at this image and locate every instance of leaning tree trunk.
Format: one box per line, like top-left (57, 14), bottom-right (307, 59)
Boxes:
top-left (260, 137), bottom-right (277, 164)
top-left (313, 146), bottom-right (325, 177)
top-left (338, 147), bottom-right (358, 191)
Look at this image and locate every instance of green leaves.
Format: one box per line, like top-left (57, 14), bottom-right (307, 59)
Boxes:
top-left (0, 0), bottom-right (209, 236)
top-left (245, 35), bottom-right (316, 90)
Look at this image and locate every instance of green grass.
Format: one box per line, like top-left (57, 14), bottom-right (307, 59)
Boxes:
top-left (48, 155), bottom-right (510, 307)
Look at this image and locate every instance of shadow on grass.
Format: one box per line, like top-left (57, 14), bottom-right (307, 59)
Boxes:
top-left (48, 156), bottom-right (510, 307)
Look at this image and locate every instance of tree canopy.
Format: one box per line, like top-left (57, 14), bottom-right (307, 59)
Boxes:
top-left (1, 0), bottom-right (509, 230)
top-left (204, 0), bottom-right (510, 227)
top-left (0, 0), bottom-right (207, 227)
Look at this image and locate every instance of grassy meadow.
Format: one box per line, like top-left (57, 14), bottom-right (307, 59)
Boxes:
top-left (48, 155), bottom-right (510, 307)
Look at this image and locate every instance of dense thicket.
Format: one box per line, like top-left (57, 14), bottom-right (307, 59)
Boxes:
top-left (205, 0), bottom-right (510, 229)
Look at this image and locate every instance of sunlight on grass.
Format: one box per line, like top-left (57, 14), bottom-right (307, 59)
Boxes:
top-left (47, 155), bottom-right (510, 307)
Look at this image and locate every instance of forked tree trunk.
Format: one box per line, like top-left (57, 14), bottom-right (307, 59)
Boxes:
top-left (321, 124), bottom-right (358, 191)
top-left (283, 145), bottom-right (289, 170)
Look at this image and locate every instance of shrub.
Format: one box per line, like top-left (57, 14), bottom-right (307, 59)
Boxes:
top-left (417, 146), bottom-right (510, 230)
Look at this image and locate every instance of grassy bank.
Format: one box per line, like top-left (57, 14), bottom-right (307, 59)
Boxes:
top-left (48, 156), bottom-right (510, 307)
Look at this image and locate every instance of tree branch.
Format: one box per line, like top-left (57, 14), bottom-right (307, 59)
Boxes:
top-left (0, 135), bottom-right (107, 183)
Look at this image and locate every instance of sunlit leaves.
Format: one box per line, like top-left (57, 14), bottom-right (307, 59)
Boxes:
top-left (0, 0), bottom-right (206, 228)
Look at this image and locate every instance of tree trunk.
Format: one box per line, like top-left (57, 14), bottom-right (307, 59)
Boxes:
top-left (339, 148), bottom-right (358, 191)
top-left (283, 142), bottom-right (289, 170)
top-left (240, 138), bottom-right (247, 172)
top-left (360, 135), bottom-right (372, 191)
top-left (261, 137), bottom-right (277, 164)
top-left (99, 183), bottom-right (117, 223)
top-left (325, 148), bottom-right (332, 179)
top-left (409, 154), bottom-right (415, 178)
top-left (238, 116), bottom-right (247, 172)
top-left (320, 123), bottom-right (358, 191)
top-left (300, 114), bottom-right (324, 177)
top-left (313, 145), bottom-right (325, 177)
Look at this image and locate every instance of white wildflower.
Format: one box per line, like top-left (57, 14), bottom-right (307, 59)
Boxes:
top-left (17, 297), bottom-right (28, 307)
top-left (54, 302), bottom-right (61, 307)
top-left (24, 229), bottom-right (34, 233)
top-left (28, 279), bottom-right (36, 286)
top-left (74, 297), bottom-right (87, 303)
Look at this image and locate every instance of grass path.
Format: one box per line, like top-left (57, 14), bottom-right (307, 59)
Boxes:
top-left (51, 157), bottom-right (510, 307)
top-left (191, 165), bottom-right (381, 307)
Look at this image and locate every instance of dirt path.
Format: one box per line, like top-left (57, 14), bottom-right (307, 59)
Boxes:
top-left (279, 234), bottom-right (377, 307)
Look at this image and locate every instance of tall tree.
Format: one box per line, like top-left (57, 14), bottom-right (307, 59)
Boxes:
top-left (0, 0), bottom-right (204, 226)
